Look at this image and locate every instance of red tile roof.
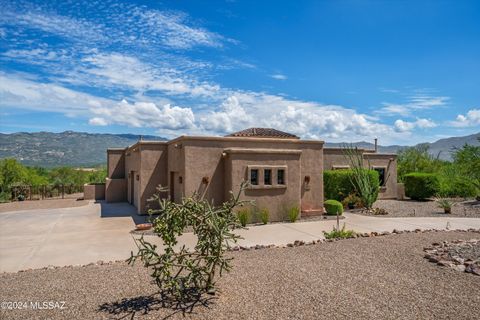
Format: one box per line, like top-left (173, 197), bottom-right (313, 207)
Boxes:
top-left (226, 128), bottom-right (299, 139)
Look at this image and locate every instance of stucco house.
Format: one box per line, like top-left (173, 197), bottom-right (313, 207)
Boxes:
top-left (105, 128), bottom-right (398, 221)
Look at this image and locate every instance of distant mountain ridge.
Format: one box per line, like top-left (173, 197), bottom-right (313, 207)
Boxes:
top-left (325, 132), bottom-right (480, 161)
top-left (0, 131), bottom-right (166, 167)
top-left (0, 131), bottom-right (478, 167)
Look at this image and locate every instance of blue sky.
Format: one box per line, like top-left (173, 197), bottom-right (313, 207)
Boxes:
top-left (0, 0), bottom-right (479, 145)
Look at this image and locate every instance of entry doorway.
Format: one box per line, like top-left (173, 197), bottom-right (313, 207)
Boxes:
top-left (170, 171), bottom-right (182, 203)
top-left (130, 171), bottom-right (138, 208)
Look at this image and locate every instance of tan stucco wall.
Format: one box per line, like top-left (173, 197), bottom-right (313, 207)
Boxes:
top-left (364, 153), bottom-right (398, 199)
top-left (106, 137), bottom-right (398, 218)
top-left (178, 137), bottom-right (324, 221)
top-left (107, 149), bottom-right (125, 179)
top-left (323, 148), bottom-right (351, 170)
top-left (139, 143), bottom-right (168, 213)
top-left (105, 178), bottom-right (127, 202)
top-left (225, 150), bottom-right (302, 222)
top-left (124, 147), bottom-right (140, 210)
top-left (84, 184), bottom-right (105, 200)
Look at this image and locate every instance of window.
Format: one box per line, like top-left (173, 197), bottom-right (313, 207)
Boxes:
top-left (250, 169), bottom-right (259, 185)
top-left (264, 169), bottom-right (272, 185)
top-left (332, 165), bottom-right (350, 170)
top-left (374, 167), bottom-right (386, 186)
top-left (247, 165), bottom-right (287, 188)
top-left (277, 169), bottom-right (285, 185)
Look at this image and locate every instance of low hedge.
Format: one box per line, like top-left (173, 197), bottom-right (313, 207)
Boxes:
top-left (324, 199), bottom-right (344, 215)
top-left (404, 173), bottom-right (440, 200)
top-left (324, 169), bottom-right (380, 202)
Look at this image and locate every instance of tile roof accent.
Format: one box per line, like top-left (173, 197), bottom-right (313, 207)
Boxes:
top-left (226, 128), bottom-right (299, 139)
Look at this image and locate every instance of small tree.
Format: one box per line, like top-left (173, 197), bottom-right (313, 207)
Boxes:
top-left (343, 145), bottom-right (379, 209)
top-left (128, 181), bottom-right (249, 300)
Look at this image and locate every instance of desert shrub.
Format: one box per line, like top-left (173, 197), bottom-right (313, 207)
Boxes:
top-left (439, 177), bottom-right (477, 199)
top-left (435, 197), bottom-right (453, 212)
top-left (287, 206), bottom-right (300, 222)
top-left (237, 208), bottom-right (250, 227)
top-left (404, 173), bottom-right (440, 200)
top-left (0, 191), bottom-right (10, 203)
top-left (258, 208), bottom-right (269, 224)
top-left (324, 169), bottom-right (379, 204)
top-left (128, 182), bottom-right (248, 300)
top-left (397, 144), bottom-right (445, 182)
top-left (343, 146), bottom-right (381, 209)
top-left (324, 199), bottom-right (343, 215)
top-left (341, 193), bottom-right (362, 209)
top-left (323, 224), bottom-right (355, 239)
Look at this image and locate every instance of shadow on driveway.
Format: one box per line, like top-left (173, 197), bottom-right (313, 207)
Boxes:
top-left (98, 201), bottom-right (149, 225)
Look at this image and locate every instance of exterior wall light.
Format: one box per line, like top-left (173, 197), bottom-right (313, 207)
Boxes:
top-left (202, 176), bottom-right (210, 184)
top-left (304, 175), bottom-right (311, 191)
top-left (179, 176), bottom-right (183, 184)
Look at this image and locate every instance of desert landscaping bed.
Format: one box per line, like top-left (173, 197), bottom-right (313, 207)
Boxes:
top-left (357, 199), bottom-right (480, 218)
top-left (1, 231), bottom-right (480, 320)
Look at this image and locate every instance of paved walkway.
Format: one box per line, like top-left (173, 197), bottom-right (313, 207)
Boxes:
top-left (1, 201), bottom-right (480, 272)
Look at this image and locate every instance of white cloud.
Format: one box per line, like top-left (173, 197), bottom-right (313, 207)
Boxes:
top-left (449, 109), bottom-right (480, 127)
top-left (131, 9), bottom-right (225, 49)
top-left (394, 118), bottom-right (437, 132)
top-left (81, 53), bottom-right (221, 97)
top-left (0, 72), bottom-right (420, 143)
top-left (89, 117), bottom-right (108, 126)
top-left (200, 92), bottom-right (397, 141)
top-left (90, 100), bottom-right (196, 130)
top-left (0, 72), bottom-right (110, 115)
top-left (1, 1), bottom-right (227, 50)
top-left (378, 94), bottom-right (449, 116)
top-left (270, 74), bottom-right (287, 80)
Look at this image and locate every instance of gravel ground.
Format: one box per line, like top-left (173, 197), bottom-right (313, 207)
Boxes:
top-left (1, 231), bottom-right (480, 320)
top-left (360, 199), bottom-right (480, 218)
top-left (0, 195), bottom-right (88, 213)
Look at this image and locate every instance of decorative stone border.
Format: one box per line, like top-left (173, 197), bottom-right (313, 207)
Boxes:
top-left (424, 239), bottom-right (480, 276)
top-left (8, 228), bottom-right (480, 274)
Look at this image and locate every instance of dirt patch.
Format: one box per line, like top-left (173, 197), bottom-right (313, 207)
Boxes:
top-left (1, 231), bottom-right (479, 319)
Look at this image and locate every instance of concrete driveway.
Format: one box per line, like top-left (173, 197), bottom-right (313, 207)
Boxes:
top-left (1, 201), bottom-right (480, 272)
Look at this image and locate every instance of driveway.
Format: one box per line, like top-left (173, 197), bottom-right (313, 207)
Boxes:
top-left (1, 201), bottom-right (480, 272)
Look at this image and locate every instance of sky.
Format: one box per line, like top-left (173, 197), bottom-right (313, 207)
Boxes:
top-left (0, 0), bottom-right (479, 145)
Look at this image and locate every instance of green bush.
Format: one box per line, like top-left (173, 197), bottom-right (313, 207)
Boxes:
top-left (324, 199), bottom-right (344, 215)
top-left (287, 206), bottom-right (300, 223)
top-left (258, 208), bottom-right (269, 224)
top-left (324, 169), bottom-right (379, 203)
top-left (404, 173), bottom-right (440, 200)
top-left (440, 178), bottom-right (477, 199)
top-left (237, 209), bottom-right (250, 227)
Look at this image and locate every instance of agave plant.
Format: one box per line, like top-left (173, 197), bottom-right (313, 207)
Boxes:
top-left (435, 197), bottom-right (453, 214)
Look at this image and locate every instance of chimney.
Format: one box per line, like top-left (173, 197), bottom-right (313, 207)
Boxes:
top-left (374, 138), bottom-right (378, 153)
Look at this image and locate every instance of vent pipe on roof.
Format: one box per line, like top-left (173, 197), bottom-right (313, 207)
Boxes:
top-left (374, 138), bottom-right (378, 153)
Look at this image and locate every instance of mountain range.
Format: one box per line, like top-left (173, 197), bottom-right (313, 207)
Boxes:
top-left (0, 131), bottom-right (478, 167)
top-left (0, 131), bottom-right (166, 167)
